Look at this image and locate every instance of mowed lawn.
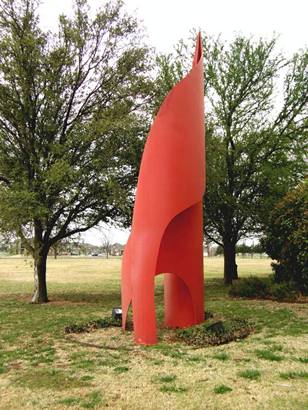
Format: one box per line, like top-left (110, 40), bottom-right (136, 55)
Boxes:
top-left (0, 257), bottom-right (307, 410)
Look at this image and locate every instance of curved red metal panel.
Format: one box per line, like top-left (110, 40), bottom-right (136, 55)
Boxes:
top-left (121, 33), bottom-right (205, 344)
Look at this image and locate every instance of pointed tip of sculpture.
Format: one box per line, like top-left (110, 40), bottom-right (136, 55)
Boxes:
top-left (193, 32), bottom-right (203, 67)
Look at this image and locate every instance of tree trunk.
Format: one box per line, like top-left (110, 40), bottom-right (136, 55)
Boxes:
top-left (223, 241), bottom-right (238, 285)
top-left (31, 249), bottom-right (49, 303)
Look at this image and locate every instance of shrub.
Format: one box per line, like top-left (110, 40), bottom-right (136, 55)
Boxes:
top-left (229, 276), bottom-right (299, 301)
top-left (229, 276), bottom-right (269, 298)
top-left (269, 281), bottom-right (298, 301)
top-left (262, 182), bottom-right (308, 294)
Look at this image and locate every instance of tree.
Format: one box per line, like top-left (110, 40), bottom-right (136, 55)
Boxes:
top-left (0, 0), bottom-right (152, 303)
top-left (51, 236), bottom-right (79, 259)
top-left (203, 36), bottom-right (307, 284)
top-left (262, 182), bottom-right (308, 294)
top-left (154, 34), bottom-right (307, 284)
top-left (98, 225), bottom-right (113, 259)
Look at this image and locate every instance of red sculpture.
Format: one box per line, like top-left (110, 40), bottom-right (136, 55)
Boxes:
top-left (121, 34), bottom-right (205, 345)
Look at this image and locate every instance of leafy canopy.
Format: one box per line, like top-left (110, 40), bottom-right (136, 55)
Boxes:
top-left (0, 0), bottom-right (153, 254)
top-left (154, 33), bottom-right (307, 282)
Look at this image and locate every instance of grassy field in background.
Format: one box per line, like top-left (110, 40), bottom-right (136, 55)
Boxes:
top-left (0, 257), bottom-right (307, 409)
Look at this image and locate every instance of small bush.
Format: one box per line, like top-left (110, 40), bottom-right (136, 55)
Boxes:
top-left (229, 276), bottom-right (300, 301)
top-left (270, 282), bottom-right (298, 301)
top-left (262, 183), bottom-right (308, 294)
top-left (175, 319), bottom-right (253, 347)
top-left (229, 277), bottom-right (269, 298)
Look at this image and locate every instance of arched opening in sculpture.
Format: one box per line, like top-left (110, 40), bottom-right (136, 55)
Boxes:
top-left (154, 272), bottom-right (195, 329)
top-left (122, 272), bottom-right (195, 332)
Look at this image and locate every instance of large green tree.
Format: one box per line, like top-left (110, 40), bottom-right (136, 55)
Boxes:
top-left (0, 0), bottom-right (152, 302)
top-left (154, 34), bottom-right (307, 284)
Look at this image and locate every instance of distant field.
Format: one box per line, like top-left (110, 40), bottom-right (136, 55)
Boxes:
top-left (0, 255), bottom-right (272, 282)
top-left (0, 257), bottom-right (307, 410)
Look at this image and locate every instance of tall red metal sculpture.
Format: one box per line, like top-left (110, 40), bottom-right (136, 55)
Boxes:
top-left (121, 33), bottom-right (205, 345)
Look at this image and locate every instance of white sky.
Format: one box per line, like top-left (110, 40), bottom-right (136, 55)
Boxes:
top-left (38, 0), bottom-right (307, 244)
top-left (39, 0), bottom-right (308, 55)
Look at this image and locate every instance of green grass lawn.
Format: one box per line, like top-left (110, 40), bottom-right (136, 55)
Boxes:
top-left (0, 257), bottom-right (307, 409)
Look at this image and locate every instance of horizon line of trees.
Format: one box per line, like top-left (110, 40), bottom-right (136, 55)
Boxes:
top-left (215, 243), bottom-right (265, 256)
top-left (0, 236), bottom-right (125, 257)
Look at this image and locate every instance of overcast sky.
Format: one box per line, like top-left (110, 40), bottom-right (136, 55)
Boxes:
top-left (38, 0), bottom-right (307, 244)
top-left (39, 0), bottom-right (308, 55)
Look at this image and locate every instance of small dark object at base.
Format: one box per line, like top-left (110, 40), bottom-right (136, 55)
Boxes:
top-left (112, 307), bottom-right (122, 321)
top-left (204, 311), bottom-right (214, 319)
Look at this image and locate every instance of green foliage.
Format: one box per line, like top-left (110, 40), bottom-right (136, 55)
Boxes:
top-left (229, 276), bottom-right (299, 301)
top-left (213, 384), bottom-right (233, 394)
top-left (175, 319), bottom-right (253, 347)
top-left (158, 375), bottom-right (177, 383)
top-left (202, 37), bottom-right (307, 283)
top-left (213, 351), bottom-right (229, 361)
top-left (262, 182), bottom-right (308, 294)
top-left (236, 243), bottom-right (264, 254)
top-left (229, 277), bottom-right (269, 298)
top-left (0, 0), bottom-right (153, 300)
top-left (216, 244), bottom-right (264, 256)
top-left (279, 371), bottom-right (308, 380)
top-left (15, 368), bottom-right (89, 390)
top-left (80, 391), bottom-right (103, 409)
top-left (203, 35), bottom-right (307, 235)
top-left (155, 33), bottom-right (307, 283)
top-left (238, 369), bottom-right (261, 380)
top-left (58, 391), bottom-right (103, 409)
top-left (255, 349), bottom-right (284, 362)
top-left (58, 397), bottom-right (82, 407)
top-left (159, 385), bottom-right (188, 394)
top-left (270, 282), bottom-right (299, 301)
top-left (113, 366), bottom-right (129, 374)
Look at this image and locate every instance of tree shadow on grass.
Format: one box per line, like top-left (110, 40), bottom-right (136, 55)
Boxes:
top-left (49, 290), bottom-right (121, 306)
